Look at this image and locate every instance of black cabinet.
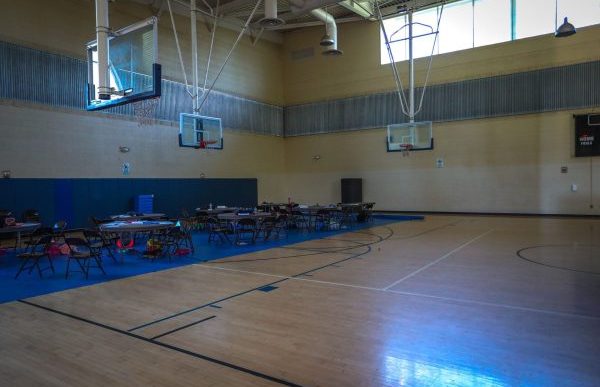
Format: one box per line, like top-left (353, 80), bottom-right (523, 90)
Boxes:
top-left (341, 178), bottom-right (362, 203)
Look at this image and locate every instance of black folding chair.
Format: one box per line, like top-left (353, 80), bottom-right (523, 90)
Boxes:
top-left (195, 211), bottom-right (209, 231)
top-left (364, 202), bottom-right (375, 222)
top-left (315, 209), bottom-right (333, 231)
top-left (65, 237), bottom-right (106, 279)
top-left (207, 217), bottom-right (231, 244)
top-left (22, 227), bottom-right (53, 248)
top-left (15, 235), bottom-right (54, 279)
top-left (338, 205), bottom-right (355, 229)
top-left (83, 229), bottom-right (117, 263)
top-left (235, 218), bottom-right (256, 245)
top-left (255, 216), bottom-right (277, 241)
top-left (291, 210), bottom-right (309, 231)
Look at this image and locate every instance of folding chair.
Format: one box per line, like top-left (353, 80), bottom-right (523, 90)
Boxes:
top-left (235, 218), bottom-right (256, 245)
top-left (315, 209), bottom-right (333, 231)
top-left (15, 235), bottom-right (54, 279)
top-left (195, 211), bottom-right (209, 231)
top-left (207, 217), bottom-right (231, 244)
top-left (83, 229), bottom-right (117, 263)
top-left (65, 237), bottom-right (106, 279)
top-left (291, 210), bottom-right (309, 231)
top-left (338, 205), bottom-right (355, 229)
top-left (255, 216), bottom-right (277, 241)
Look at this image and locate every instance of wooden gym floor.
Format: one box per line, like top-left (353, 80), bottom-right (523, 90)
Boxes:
top-left (1, 215), bottom-right (599, 386)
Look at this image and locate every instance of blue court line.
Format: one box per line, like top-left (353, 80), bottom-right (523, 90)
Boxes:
top-left (0, 215), bottom-right (421, 303)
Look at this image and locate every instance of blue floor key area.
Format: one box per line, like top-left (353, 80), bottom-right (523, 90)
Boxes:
top-left (0, 215), bottom-right (421, 303)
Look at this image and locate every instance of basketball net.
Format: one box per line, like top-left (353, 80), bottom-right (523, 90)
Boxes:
top-left (400, 143), bottom-right (413, 157)
top-left (197, 139), bottom-right (218, 155)
top-left (132, 97), bottom-right (160, 127)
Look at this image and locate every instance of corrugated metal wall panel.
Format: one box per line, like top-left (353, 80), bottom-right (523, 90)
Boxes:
top-left (2, 41), bottom-right (598, 139)
top-left (284, 61), bottom-right (600, 136)
top-left (0, 41), bottom-right (283, 136)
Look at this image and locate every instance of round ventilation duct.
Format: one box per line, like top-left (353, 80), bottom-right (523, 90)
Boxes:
top-left (320, 33), bottom-right (334, 46)
top-left (322, 48), bottom-right (343, 56)
top-left (259, 0), bottom-right (285, 28)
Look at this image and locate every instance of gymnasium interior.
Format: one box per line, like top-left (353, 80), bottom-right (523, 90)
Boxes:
top-left (0, 0), bottom-right (599, 385)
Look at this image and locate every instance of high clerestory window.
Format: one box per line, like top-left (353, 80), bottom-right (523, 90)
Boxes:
top-left (380, 0), bottom-right (600, 65)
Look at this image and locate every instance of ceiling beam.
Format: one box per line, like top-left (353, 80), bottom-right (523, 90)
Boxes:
top-left (269, 16), bottom-right (363, 30)
top-left (339, 0), bottom-right (375, 20)
top-left (217, 0), bottom-right (255, 16)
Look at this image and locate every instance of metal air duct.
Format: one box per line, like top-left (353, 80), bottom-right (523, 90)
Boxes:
top-left (310, 8), bottom-right (343, 55)
top-left (259, 0), bottom-right (285, 28)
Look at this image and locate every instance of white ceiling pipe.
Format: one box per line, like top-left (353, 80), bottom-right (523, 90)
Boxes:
top-left (259, 0), bottom-right (285, 28)
top-left (310, 8), bottom-right (343, 55)
top-left (95, 0), bottom-right (111, 99)
top-left (265, 0), bottom-right (277, 19)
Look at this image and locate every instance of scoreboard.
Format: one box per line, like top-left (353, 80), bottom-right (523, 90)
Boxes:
top-left (574, 114), bottom-right (600, 157)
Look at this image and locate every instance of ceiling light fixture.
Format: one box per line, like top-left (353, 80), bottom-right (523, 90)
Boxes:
top-left (554, 0), bottom-right (576, 38)
top-left (555, 17), bottom-right (576, 38)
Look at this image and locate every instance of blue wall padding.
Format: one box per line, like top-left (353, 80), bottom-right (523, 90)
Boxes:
top-left (0, 178), bottom-right (257, 228)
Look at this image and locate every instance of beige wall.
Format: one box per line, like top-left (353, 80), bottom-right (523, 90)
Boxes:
top-left (1, 0), bottom-right (599, 214)
top-left (283, 22), bottom-right (600, 105)
top-left (0, 0), bottom-right (284, 105)
top-left (281, 22), bottom-right (600, 215)
top-left (0, 101), bottom-right (286, 201)
top-left (0, 0), bottom-right (286, 201)
top-left (284, 110), bottom-right (600, 215)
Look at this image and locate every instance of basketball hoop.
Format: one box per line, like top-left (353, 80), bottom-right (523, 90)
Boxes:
top-left (399, 143), bottom-right (413, 157)
top-left (132, 97), bottom-right (160, 126)
top-left (197, 139), bottom-right (219, 156)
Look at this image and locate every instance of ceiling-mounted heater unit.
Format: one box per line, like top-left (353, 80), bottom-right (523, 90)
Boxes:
top-left (258, 0), bottom-right (285, 28)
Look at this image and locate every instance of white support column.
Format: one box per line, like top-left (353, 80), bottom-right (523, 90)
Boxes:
top-left (95, 0), bottom-right (111, 100)
top-left (191, 0), bottom-right (199, 112)
top-left (408, 8), bottom-right (415, 123)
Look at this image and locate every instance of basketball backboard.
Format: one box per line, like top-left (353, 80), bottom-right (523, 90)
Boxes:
top-left (387, 121), bottom-right (434, 152)
top-left (179, 114), bottom-right (224, 149)
top-left (86, 17), bottom-right (161, 111)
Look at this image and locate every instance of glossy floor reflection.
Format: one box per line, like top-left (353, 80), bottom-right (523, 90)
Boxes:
top-left (1, 215), bottom-right (599, 386)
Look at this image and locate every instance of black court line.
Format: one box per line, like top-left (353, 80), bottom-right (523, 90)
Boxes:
top-left (209, 304), bottom-right (222, 309)
top-left (279, 246), bottom-right (358, 254)
top-left (291, 246), bottom-right (372, 279)
top-left (18, 300), bottom-right (301, 387)
top-left (516, 244), bottom-right (600, 275)
top-left (388, 221), bottom-right (463, 240)
top-left (128, 277), bottom-right (289, 332)
top-left (279, 235), bottom-right (383, 254)
top-left (127, 226), bottom-right (394, 333)
top-left (150, 315), bottom-right (216, 340)
top-left (323, 238), bottom-right (367, 244)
